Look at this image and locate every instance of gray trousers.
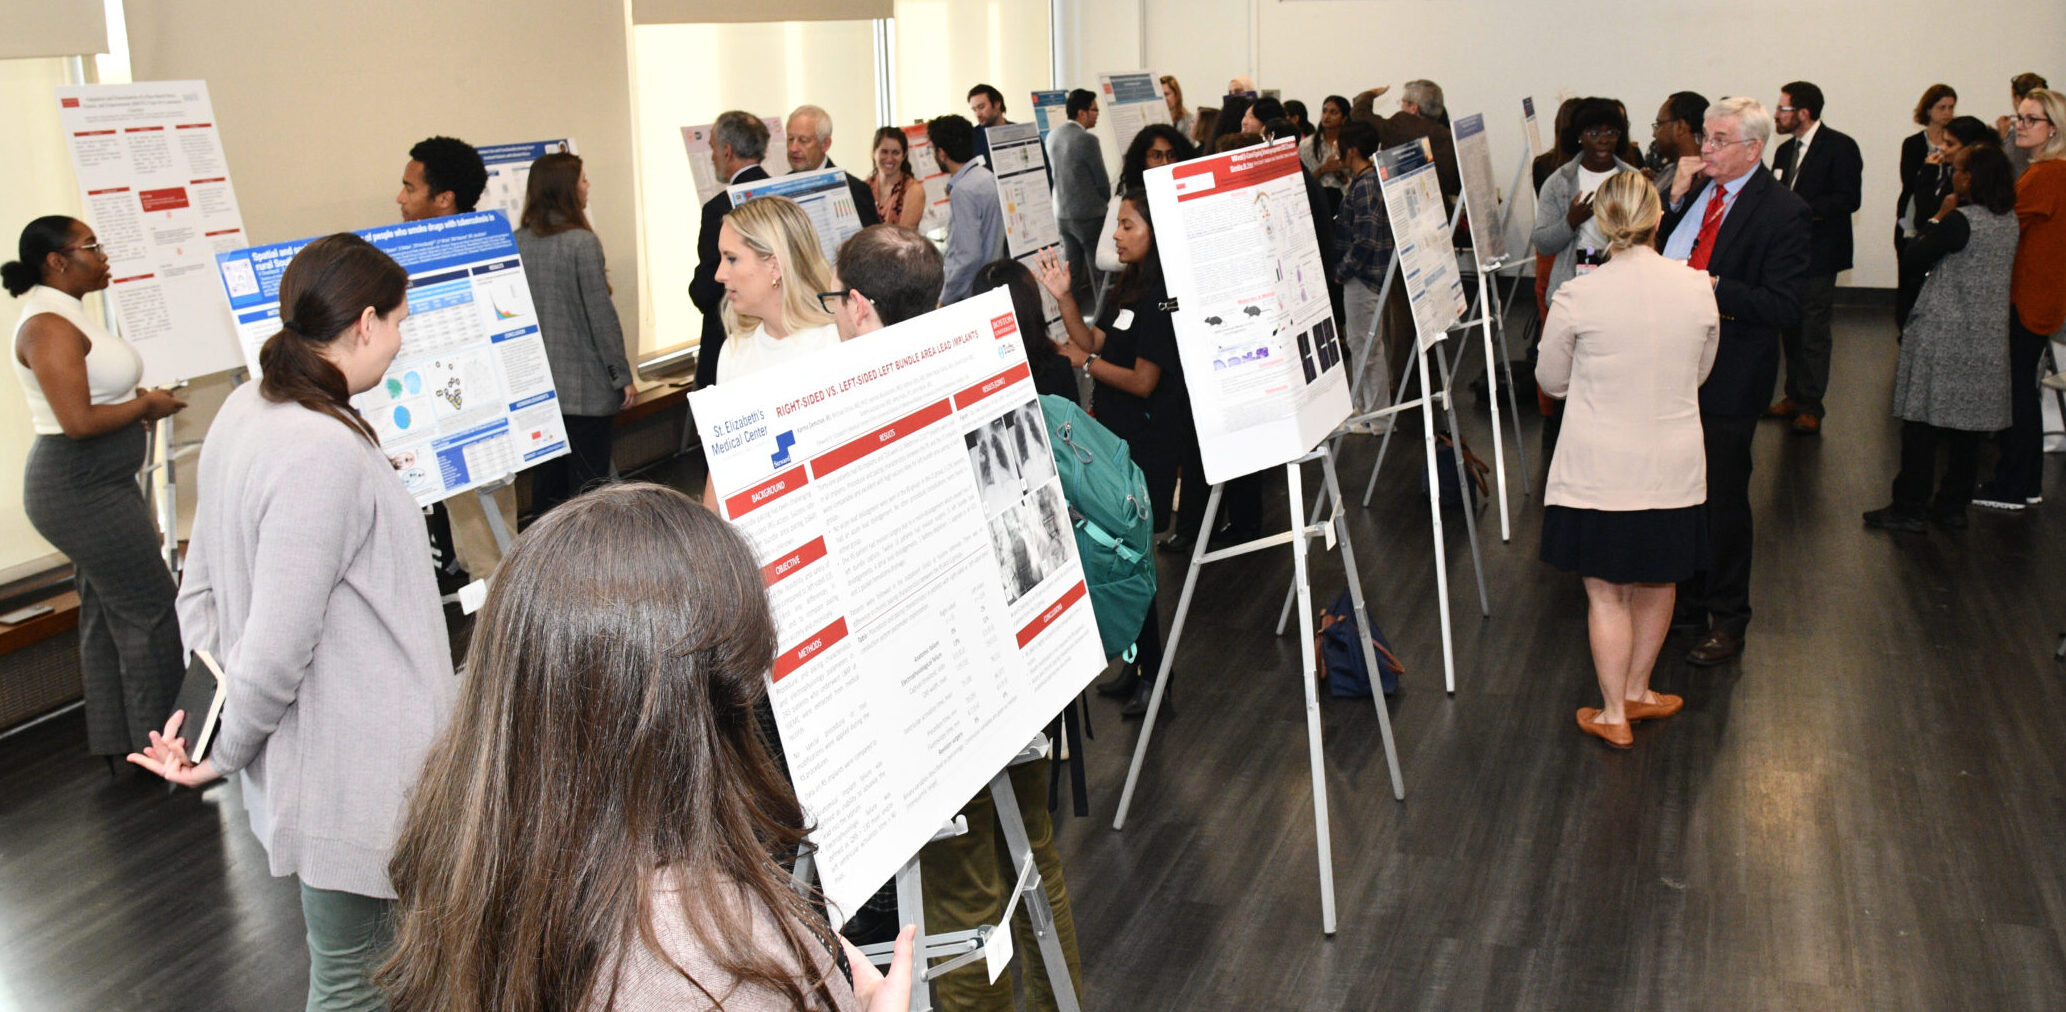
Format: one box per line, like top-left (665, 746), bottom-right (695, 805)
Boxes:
top-left (300, 883), bottom-right (394, 1011)
top-left (1779, 272), bottom-right (1838, 417)
top-left (1056, 215), bottom-right (1103, 310)
top-left (22, 426), bottom-right (183, 755)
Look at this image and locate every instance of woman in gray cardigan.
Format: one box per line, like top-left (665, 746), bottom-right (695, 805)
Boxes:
top-left (130, 235), bottom-right (457, 1011)
top-left (513, 152), bottom-right (634, 520)
top-left (1865, 144), bottom-right (2021, 531)
top-left (1532, 98), bottom-right (1640, 307)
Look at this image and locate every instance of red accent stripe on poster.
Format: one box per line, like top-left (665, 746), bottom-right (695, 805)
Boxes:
top-left (1016, 581), bottom-right (1089, 647)
top-left (73, 130), bottom-right (115, 136)
top-left (60, 98), bottom-right (79, 108)
top-left (772, 617), bottom-right (849, 682)
top-left (190, 177), bottom-right (226, 185)
top-left (951, 362), bottom-right (1031, 412)
top-left (723, 464), bottom-right (808, 519)
top-left (111, 274), bottom-right (154, 284)
top-left (124, 126), bottom-right (164, 132)
top-left (86, 187), bottom-right (130, 195)
top-left (204, 228), bottom-right (241, 237)
top-left (762, 536), bottom-right (829, 588)
top-left (1171, 141), bottom-right (1302, 203)
top-left (139, 188), bottom-right (190, 213)
top-left (811, 398), bottom-right (951, 477)
top-left (176, 123), bottom-right (213, 130)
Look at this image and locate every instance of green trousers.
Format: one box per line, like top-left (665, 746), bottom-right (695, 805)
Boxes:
top-left (299, 882), bottom-right (394, 1011)
top-left (920, 759), bottom-right (1084, 1011)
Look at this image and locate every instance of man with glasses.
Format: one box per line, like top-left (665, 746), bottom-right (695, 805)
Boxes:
top-left (1649, 91), bottom-right (1709, 195)
top-left (1658, 96), bottom-right (1811, 667)
top-left (824, 224), bottom-right (945, 339)
top-left (1766, 81), bottom-right (1863, 435)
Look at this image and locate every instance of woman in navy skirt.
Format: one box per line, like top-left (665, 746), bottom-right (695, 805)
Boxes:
top-left (1536, 172), bottom-right (1720, 749)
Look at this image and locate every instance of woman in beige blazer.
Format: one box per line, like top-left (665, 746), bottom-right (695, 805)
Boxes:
top-left (1536, 171), bottom-right (1721, 749)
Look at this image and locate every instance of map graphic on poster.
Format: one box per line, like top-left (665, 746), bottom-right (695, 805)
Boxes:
top-left (1451, 114), bottom-right (1508, 264)
top-left (56, 80), bottom-right (249, 385)
top-left (729, 167), bottom-right (866, 269)
top-left (688, 289), bottom-right (1107, 916)
top-left (1146, 139), bottom-right (1350, 484)
top-left (1097, 72), bottom-right (1171, 159)
top-left (1376, 139), bottom-right (1469, 348)
top-left (985, 123), bottom-right (1067, 343)
top-left (477, 139), bottom-right (576, 229)
top-left (1030, 90), bottom-right (1068, 143)
top-left (902, 124), bottom-right (953, 235)
top-left (683, 117), bottom-right (789, 205)
top-left (214, 212), bottom-right (568, 506)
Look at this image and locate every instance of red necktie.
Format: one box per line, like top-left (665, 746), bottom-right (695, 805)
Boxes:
top-left (1687, 182), bottom-right (1729, 271)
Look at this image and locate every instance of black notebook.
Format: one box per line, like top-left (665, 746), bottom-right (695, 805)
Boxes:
top-left (169, 649), bottom-right (228, 762)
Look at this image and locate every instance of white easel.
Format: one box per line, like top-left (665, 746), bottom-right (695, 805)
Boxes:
top-left (1111, 443), bottom-right (1406, 935)
top-left (807, 736), bottom-right (1081, 1012)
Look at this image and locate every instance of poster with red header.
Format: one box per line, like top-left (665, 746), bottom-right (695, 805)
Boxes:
top-left (686, 289), bottom-right (1106, 918)
top-left (1144, 138), bottom-right (1351, 483)
top-left (902, 123), bottom-right (952, 235)
top-left (56, 80), bottom-right (248, 384)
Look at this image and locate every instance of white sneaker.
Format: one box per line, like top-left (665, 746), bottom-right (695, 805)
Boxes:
top-left (1972, 495), bottom-right (2027, 512)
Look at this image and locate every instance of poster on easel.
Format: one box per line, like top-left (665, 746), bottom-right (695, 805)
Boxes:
top-left (683, 116), bottom-right (788, 205)
top-left (901, 124), bottom-right (953, 235)
top-left (985, 122), bottom-right (1067, 344)
top-left (477, 139), bottom-right (576, 229)
top-left (1376, 138), bottom-right (1469, 348)
top-left (1096, 72), bottom-right (1171, 158)
top-left (214, 212), bottom-right (568, 507)
top-left (1030, 90), bottom-right (1068, 143)
top-left (1451, 114), bottom-right (1508, 264)
top-left (688, 288), bottom-right (1107, 916)
top-left (728, 167), bottom-right (865, 268)
top-left (1521, 96), bottom-right (1546, 158)
top-left (1146, 138), bottom-right (1350, 484)
top-left (55, 80), bottom-right (248, 385)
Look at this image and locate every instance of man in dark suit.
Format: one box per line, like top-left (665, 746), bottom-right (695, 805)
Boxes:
top-left (1657, 96), bottom-right (1812, 666)
top-left (690, 112), bottom-right (772, 390)
top-left (1766, 81), bottom-right (1862, 434)
top-left (784, 104), bottom-right (882, 231)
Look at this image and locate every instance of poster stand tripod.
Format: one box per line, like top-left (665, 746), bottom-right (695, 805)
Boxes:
top-left (801, 735), bottom-right (1081, 1012)
top-left (1110, 444), bottom-right (1406, 935)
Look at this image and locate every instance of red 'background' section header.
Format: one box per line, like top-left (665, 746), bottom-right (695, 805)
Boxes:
top-left (724, 464), bottom-right (809, 519)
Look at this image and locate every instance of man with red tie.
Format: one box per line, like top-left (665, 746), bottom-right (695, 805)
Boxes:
top-left (1656, 96), bottom-right (1811, 666)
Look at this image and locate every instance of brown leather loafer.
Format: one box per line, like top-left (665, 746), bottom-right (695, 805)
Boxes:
top-left (1577, 708), bottom-right (1634, 748)
top-left (1765, 397), bottom-right (1797, 419)
top-left (1792, 413), bottom-right (1821, 434)
top-left (1624, 693), bottom-right (1684, 721)
top-left (1686, 630), bottom-right (1742, 666)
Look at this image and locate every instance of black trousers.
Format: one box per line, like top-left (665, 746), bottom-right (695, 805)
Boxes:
top-left (1679, 413), bottom-right (1758, 639)
top-left (1987, 315), bottom-right (2050, 501)
top-left (1892, 421), bottom-right (1982, 515)
top-left (528, 413), bottom-right (616, 520)
top-left (1779, 272), bottom-right (1838, 417)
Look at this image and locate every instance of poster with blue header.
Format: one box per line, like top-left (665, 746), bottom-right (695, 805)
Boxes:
top-left (477, 138), bottom-right (576, 228)
top-left (1030, 90), bottom-right (1068, 143)
top-left (213, 211), bottom-right (568, 506)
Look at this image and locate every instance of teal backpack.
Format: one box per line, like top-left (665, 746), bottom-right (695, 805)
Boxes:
top-left (1039, 394), bottom-right (1157, 660)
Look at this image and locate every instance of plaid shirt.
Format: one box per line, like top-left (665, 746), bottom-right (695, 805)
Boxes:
top-left (1332, 167), bottom-right (1393, 286)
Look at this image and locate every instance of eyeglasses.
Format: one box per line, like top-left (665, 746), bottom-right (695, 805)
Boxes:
top-left (816, 289), bottom-right (858, 312)
top-left (2015, 115), bottom-right (2053, 127)
top-left (1581, 126), bottom-right (1622, 138)
top-left (1701, 136), bottom-right (1757, 150)
top-left (63, 241), bottom-right (105, 255)
top-left (1775, 105), bottom-right (1798, 113)
top-left (1650, 119), bottom-right (1680, 130)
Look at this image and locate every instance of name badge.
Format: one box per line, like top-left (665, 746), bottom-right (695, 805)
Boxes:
top-left (1114, 309), bottom-right (1135, 330)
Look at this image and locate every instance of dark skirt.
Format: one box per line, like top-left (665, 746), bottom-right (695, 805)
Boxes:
top-left (1539, 503), bottom-right (1710, 585)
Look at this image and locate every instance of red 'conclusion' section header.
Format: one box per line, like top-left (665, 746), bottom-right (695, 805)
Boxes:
top-left (1016, 581), bottom-right (1089, 647)
top-left (1170, 140), bottom-right (1302, 203)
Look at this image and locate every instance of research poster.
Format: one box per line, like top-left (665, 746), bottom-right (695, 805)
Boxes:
top-left (1376, 139), bottom-right (1469, 348)
top-left (901, 124), bottom-right (953, 235)
top-left (1451, 114), bottom-right (1508, 264)
top-left (214, 212), bottom-right (568, 507)
top-left (1521, 96), bottom-right (1546, 157)
top-left (729, 167), bottom-right (865, 268)
top-left (1146, 139), bottom-right (1351, 484)
top-left (683, 117), bottom-right (788, 205)
top-left (1030, 89), bottom-right (1069, 143)
top-left (688, 289), bottom-right (1107, 917)
top-left (1097, 72), bottom-right (1170, 158)
top-left (478, 139), bottom-right (575, 228)
top-left (985, 122), bottom-right (1067, 343)
top-left (55, 80), bottom-right (248, 385)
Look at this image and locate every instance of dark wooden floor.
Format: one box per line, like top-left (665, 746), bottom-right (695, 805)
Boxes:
top-left (6, 305), bottom-right (2066, 1010)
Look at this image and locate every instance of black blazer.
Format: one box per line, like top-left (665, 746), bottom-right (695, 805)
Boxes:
top-left (1897, 130), bottom-right (1937, 227)
top-left (825, 158), bottom-right (883, 229)
top-left (690, 164), bottom-right (769, 388)
top-left (1657, 165), bottom-right (1813, 417)
top-left (1770, 124), bottom-right (1862, 274)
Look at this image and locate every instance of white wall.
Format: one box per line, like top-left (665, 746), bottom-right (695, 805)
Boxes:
top-left (1060, 0), bottom-right (2066, 288)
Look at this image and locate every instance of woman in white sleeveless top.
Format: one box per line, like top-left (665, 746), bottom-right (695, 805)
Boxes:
top-left (4, 215), bottom-right (186, 759)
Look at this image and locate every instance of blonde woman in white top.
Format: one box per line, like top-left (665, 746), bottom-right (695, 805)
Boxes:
top-left (4, 215), bottom-right (186, 758)
top-left (1535, 173), bottom-right (1721, 750)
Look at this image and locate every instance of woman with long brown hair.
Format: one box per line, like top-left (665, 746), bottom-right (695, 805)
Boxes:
top-left (515, 151), bottom-right (634, 519)
top-left (865, 127), bottom-right (926, 230)
top-left (380, 482), bottom-right (913, 1010)
top-left (129, 233), bottom-right (458, 1009)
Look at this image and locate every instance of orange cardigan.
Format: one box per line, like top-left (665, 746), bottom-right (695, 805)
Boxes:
top-left (2012, 159), bottom-right (2066, 334)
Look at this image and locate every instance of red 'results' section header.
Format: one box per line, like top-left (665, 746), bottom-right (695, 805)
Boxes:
top-left (1016, 581), bottom-right (1089, 647)
top-left (724, 464), bottom-right (809, 519)
top-left (811, 398), bottom-right (951, 477)
top-left (952, 362), bottom-right (1031, 412)
top-left (772, 617), bottom-right (849, 682)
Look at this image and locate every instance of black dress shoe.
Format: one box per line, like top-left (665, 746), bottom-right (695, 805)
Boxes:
top-left (1686, 629), bottom-right (1743, 667)
top-left (1157, 532), bottom-right (1195, 555)
top-left (1863, 505), bottom-right (1927, 532)
top-left (1095, 667), bottom-right (1140, 698)
top-left (1120, 680), bottom-right (1172, 720)
top-left (1931, 508), bottom-right (1968, 531)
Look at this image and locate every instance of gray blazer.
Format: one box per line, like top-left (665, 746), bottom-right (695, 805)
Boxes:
top-left (1532, 154), bottom-right (1639, 305)
top-left (1046, 120), bottom-right (1110, 221)
top-left (514, 224), bottom-right (633, 417)
top-left (1893, 208), bottom-right (2017, 431)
